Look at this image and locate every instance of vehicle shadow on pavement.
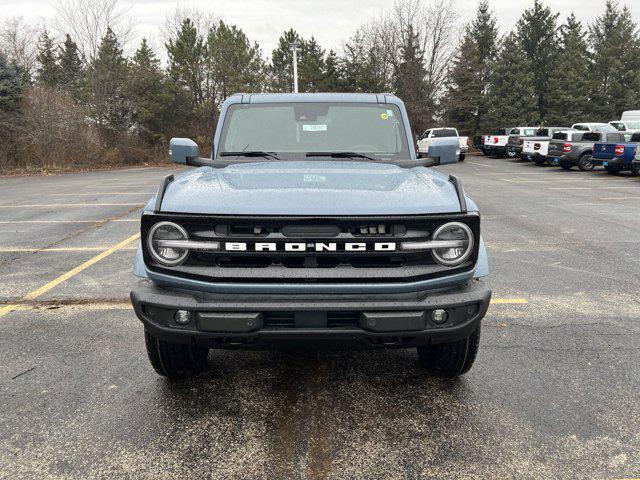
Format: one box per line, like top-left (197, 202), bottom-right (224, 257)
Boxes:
top-left (149, 349), bottom-right (489, 478)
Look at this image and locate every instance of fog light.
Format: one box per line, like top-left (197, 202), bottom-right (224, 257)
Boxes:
top-left (432, 309), bottom-right (448, 324)
top-left (174, 310), bottom-right (192, 325)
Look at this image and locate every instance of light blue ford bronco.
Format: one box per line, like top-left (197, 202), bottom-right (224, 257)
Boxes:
top-left (130, 93), bottom-right (491, 379)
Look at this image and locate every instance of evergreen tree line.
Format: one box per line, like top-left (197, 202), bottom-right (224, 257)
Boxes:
top-left (444, 0), bottom-right (640, 135)
top-left (0, 0), bottom-right (639, 171)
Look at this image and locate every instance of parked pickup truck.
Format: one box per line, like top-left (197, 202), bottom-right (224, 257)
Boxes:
top-left (572, 122), bottom-right (618, 134)
top-left (521, 127), bottom-right (573, 164)
top-left (417, 127), bottom-right (468, 161)
top-left (592, 132), bottom-right (640, 175)
top-left (609, 120), bottom-right (640, 133)
top-left (505, 127), bottom-right (539, 158)
top-left (482, 128), bottom-right (512, 157)
top-left (131, 92), bottom-right (491, 379)
top-left (547, 132), bottom-right (630, 171)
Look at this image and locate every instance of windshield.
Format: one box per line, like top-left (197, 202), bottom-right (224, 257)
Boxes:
top-left (626, 121), bottom-right (640, 129)
top-left (218, 102), bottom-right (409, 159)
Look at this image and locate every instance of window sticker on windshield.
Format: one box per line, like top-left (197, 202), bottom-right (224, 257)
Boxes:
top-left (380, 113), bottom-right (389, 120)
top-left (303, 124), bottom-right (327, 132)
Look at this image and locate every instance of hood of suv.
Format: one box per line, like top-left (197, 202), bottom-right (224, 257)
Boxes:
top-left (158, 161), bottom-right (466, 215)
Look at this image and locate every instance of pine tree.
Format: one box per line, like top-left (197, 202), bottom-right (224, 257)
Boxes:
top-left (35, 29), bottom-right (59, 87)
top-left (58, 35), bottom-right (84, 98)
top-left (485, 33), bottom-right (538, 128)
top-left (269, 29), bottom-right (300, 92)
top-left (443, 1), bottom-right (498, 134)
top-left (321, 49), bottom-right (342, 91)
top-left (589, 1), bottom-right (640, 119)
top-left (516, 0), bottom-right (560, 121)
top-left (166, 18), bottom-right (206, 107)
top-left (298, 37), bottom-right (325, 92)
top-left (205, 21), bottom-right (264, 104)
top-left (0, 51), bottom-right (25, 122)
top-left (126, 38), bottom-right (167, 143)
top-left (84, 27), bottom-right (130, 133)
top-left (342, 31), bottom-right (386, 93)
top-left (544, 15), bottom-right (594, 125)
top-left (394, 24), bottom-right (430, 134)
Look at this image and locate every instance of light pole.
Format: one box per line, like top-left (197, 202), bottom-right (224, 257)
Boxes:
top-left (289, 41), bottom-right (299, 93)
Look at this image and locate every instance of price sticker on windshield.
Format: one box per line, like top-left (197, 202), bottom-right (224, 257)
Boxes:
top-left (303, 124), bottom-right (327, 132)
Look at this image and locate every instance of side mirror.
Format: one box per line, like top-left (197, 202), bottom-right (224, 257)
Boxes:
top-left (169, 138), bottom-right (200, 165)
top-left (428, 138), bottom-right (459, 164)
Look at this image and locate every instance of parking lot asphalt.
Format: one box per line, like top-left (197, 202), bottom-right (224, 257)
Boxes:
top-left (1, 156), bottom-right (639, 479)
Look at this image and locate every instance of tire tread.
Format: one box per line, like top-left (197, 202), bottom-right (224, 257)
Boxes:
top-left (417, 326), bottom-right (481, 378)
top-left (144, 330), bottom-right (209, 378)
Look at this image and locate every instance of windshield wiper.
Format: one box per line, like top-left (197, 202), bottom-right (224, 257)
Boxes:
top-left (219, 151), bottom-right (280, 160)
top-left (306, 151), bottom-right (379, 161)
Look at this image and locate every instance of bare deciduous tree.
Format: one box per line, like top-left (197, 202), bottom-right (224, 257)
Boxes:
top-left (53, 0), bottom-right (134, 60)
top-left (161, 5), bottom-right (218, 44)
top-left (392, 0), bottom-right (459, 99)
top-left (0, 17), bottom-right (40, 73)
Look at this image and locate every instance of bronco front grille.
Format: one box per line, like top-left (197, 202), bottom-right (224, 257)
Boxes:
top-left (141, 214), bottom-right (480, 284)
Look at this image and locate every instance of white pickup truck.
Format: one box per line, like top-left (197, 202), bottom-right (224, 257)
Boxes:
top-left (417, 128), bottom-right (468, 161)
top-left (482, 128), bottom-right (512, 157)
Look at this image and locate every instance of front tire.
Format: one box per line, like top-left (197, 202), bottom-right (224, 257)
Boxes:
top-left (578, 154), bottom-right (594, 171)
top-left (459, 153), bottom-right (466, 162)
top-left (145, 329), bottom-right (209, 379)
top-left (417, 326), bottom-right (481, 378)
top-left (534, 157), bottom-right (547, 166)
top-left (560, 161), bottom-right (572, 170)
top-left (631, 164), bottom-right (640, 176)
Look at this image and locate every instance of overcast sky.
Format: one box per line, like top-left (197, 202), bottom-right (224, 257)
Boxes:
top-left (2, 0), bottom-right (639, 55)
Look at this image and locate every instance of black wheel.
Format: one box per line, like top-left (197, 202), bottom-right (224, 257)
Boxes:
top-left (417, 326), bottom-right (481, 378)
top-left (578, 154), bottom-right (594, 171)
top-left (534, 157), bottom-right (547, 166)
top-left (631, 164), bottom-right (640, 176)
top-left (560, 161), bottom-right (572, 170)
top-left (507, 148), bottom-right (517, 158)
top-left (605, 165), bottom-right (621, 175)
top-left (145, 329), bottom-right (209, 379)
top-left (459, 153), bottom-right (465, 162)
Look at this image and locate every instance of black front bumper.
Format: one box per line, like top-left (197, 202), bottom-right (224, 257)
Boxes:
top-left (130, 280), bottom-right (491, 349)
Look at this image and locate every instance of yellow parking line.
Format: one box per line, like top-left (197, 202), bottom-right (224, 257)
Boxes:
top-left (0, 246), bottom-right (137, 252)
top-left (491, 298), bottom-right (528, 304)
top-left (0, 233), bottom-right (140, 318)
top-left (0, 203), bottom-right (144, 208)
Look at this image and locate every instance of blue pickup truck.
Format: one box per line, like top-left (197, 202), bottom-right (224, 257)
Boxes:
top-left (592, 132), bottom-right (640, 175)
top-left (130, 93), bottom-right (491, 379)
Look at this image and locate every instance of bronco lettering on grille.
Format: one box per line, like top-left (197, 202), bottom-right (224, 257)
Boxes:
top-left (224, 242), bottom-right (397, 252)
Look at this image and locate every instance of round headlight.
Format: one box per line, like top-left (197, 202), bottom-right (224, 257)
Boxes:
top-left (431, 222), bottom-right (474, 267)
top-left (147, 221), bottom-right (189, 266)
